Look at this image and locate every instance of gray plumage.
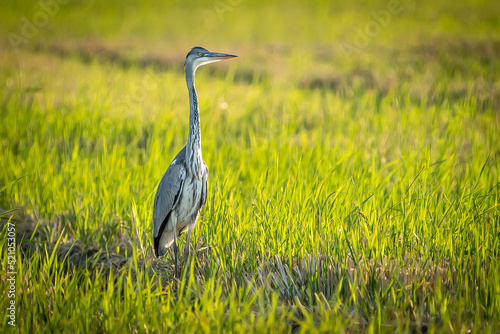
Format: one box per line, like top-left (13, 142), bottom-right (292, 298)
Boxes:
top-left (152, 46), bottom-right (236, 274)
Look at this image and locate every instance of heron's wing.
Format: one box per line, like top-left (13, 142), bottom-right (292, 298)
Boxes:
top-left (153, 147), bottom-right (186, 253)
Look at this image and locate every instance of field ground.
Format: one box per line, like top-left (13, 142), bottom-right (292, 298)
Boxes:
top-left (1, 0), bottom-right (499, 332)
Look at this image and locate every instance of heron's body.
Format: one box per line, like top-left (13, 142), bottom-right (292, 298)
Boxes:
top-left (153, 146), bottom-right (207, 255)
top-left (152, 47), bottom-right (236, 274)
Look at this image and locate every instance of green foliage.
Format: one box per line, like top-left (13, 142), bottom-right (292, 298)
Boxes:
top-left (1, 0), bottom-right (499, 332)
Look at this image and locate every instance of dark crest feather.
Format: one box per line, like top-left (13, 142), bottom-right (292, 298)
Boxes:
top-left (185, 46), bottom-right (209, 59)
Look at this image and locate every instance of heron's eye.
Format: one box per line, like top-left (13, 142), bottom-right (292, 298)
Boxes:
top-left (197, 52), bottom-right (204, 57)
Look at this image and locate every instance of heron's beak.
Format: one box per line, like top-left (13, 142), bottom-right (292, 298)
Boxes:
top-left (206, 52), bottom-right (237, 60)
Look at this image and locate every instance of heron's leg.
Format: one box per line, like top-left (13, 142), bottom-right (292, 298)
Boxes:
top-left (171, 215), bottom-right (179, 279)
top-left (173, 237), bottom-right (178, 278)
top-left (182, 227), bottom-right (193, 262)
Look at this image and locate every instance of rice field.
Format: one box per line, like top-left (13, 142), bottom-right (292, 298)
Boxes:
top-left (1, 0), bottom-right (499, 332)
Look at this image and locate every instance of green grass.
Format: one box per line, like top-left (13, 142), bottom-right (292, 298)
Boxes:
top-left (1, 0), bottom-right (499, 332)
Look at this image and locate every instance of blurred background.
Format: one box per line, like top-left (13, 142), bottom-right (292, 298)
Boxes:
top-left (2, 0), bottom-right (499, 109)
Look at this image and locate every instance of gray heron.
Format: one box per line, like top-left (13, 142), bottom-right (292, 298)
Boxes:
top-left (153, 46), bottom-right (236, 277)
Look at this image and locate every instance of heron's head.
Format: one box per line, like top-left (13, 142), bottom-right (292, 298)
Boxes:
top-left (185, 46), bottom-right (237, 73)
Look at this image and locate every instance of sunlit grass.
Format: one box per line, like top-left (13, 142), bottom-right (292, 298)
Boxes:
top-left (1, 0), bottom-right (499, 332)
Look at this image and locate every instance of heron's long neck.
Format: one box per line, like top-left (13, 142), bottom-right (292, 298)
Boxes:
top-left (185, 67), bottom-right (203, 171)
